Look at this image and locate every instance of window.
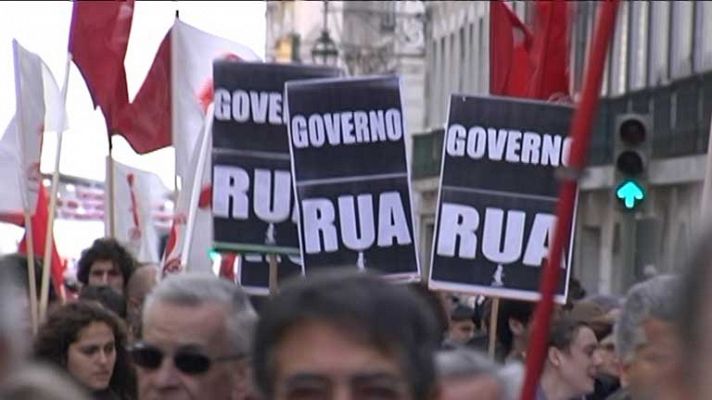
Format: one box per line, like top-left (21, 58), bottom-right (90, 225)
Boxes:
top-left (648, 1), bottom-right (670, 86)
top-left (380, 1), bottom-right (396, 32)
top-left (670, 0), bottom-right (694, 78)
top-left (459, 27), bottom-right (467, 92)
top-left (609, 1), bottom-right (628, 95)
top-left (628, 1), bottom-right (648, 90)
top-left (478, 17), bottom-right (487, 93)
top-left (694, 1), bottom-right (712, 72)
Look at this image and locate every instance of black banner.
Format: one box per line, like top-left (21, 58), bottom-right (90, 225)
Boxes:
top-left (429, 95), bottom-right (575, 301)
top-left (211, 62), bottom-right (340, 254)
top-left (286, 76), bottom-right (419, 278)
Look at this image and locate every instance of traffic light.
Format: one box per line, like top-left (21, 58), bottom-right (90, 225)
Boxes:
top-left (613, 114), bottom-right (650, 211)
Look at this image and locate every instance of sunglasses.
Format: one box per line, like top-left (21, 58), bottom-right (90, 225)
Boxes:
top-left (128, 342), bottom-right (244, 375)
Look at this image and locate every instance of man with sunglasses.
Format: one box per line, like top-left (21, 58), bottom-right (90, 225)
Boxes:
top-left (130, 273), bottom-right (257, 400)
top-left (252, 270), bottom-right (441, 400)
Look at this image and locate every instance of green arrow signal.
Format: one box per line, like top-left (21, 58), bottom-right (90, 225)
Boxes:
top-left (616, 180), bottom-right (645, 209)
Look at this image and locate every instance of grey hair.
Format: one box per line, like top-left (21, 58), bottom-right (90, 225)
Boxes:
top-left (614, 274), bottom-right (680, 363)
top-left (435, 348), bottom-right (517, 400)
top-left (143, 273), bottom-right (257, 355)
top-left (0, 264), bottom-right (27, 374)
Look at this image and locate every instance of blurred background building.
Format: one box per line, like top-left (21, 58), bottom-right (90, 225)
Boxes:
top-left (265, 0), bottom-right (712, 295)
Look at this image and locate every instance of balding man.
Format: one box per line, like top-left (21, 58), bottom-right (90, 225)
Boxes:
top-left (126, 264), bottom-right (158, 340)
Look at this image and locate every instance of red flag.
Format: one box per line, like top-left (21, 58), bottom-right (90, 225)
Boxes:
top-left (218, 253), bottom-right (237, 282)
top-left (529, 1), bottom-right (570, 100)
top-left (489, 0), bottom-right (533, 97)
top-left (18, 185), bottom-right (65, 298)
top-left (69, 0), bottom-right (134, 130)
top-left (114, 31), bottom-right (172, 154)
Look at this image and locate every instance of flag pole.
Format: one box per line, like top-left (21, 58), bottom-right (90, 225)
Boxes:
top-left (487, 297), bottom-right (500, 359)
top-left (39, 53), bottom-right (72, 321)
top-left (268, 254), bottom-right (279, 296)
top-left (519, 2), bottom-right (619, 399)
top-left (19, 179), bottom-right (38, 333)
top-left (108, 136), bottom-right (117, 237)
top-left (12, 40), bottom-right (38, 331)
top-left (180, 103), bottom-right (214, 271)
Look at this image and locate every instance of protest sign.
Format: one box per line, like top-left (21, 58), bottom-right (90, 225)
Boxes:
top-left (429, 95), bottom-right (575, 301)
top-left (286, 76), bottom-right (419, 279)
top-left (212, 62), bottom-right (339, 255)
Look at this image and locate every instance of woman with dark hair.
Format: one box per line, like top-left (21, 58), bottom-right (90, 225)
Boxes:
top-left (33, 301), bottom-right (135, 400)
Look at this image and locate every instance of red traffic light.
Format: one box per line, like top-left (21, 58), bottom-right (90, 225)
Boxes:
top-left (619, 118), bottom-right (646, 145)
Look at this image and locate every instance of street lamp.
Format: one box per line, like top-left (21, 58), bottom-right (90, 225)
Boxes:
top-left (311, 0), bottom-right (339, 66)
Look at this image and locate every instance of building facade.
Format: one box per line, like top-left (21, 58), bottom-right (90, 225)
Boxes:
top-left (265, 0), bottom-right (427, 155)
top-left (414, 1), bottom-right (712, 295)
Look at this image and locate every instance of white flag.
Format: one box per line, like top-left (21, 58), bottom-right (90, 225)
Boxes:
top-left (109, 160), bottom-right (170, 263)
top-left (163, 20), bottom-right (260, 274)
top-left (12, 40), bottom-right (67, 213)
top-left (0, 118), bottom-right (24, 222)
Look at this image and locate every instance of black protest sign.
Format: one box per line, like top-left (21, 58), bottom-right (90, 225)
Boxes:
top-left (211, 62), bottom-right (340, 255)
top-left (237, 253), bottom-right (302, 296)
top-left (286, 76), bottom-right (419, 278)
top-left (429, 95), bottom-right (575, 302)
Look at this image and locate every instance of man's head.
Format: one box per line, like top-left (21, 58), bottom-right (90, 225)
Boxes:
top-left (496, 299), bottom-right (535, 361)
top-left (543, 317), bottom-right (600, 399)
top-left (672, 226), bottom-right (712, 399)
top-left (77, 238), bottom-right (137, 294)
top-left (134, 273), bottom-right (257, 400)
top-left (447, 305), bottom-right (476, 345)
top-left (615, 275), bottom-right (680, 399)
top-left (435, 348), bottom-right (514, 400)
top-left (0, 265), bottom-right (27, 384)
top-left (126, 264), bottom-right (158, 339)
top-left (252, 270), bottom-right (441, 400)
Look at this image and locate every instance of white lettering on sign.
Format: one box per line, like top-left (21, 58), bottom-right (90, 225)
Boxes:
top-left (435, 203), bottom-right (557, 267)
top-left (214, 88), bottom-right (285, 125)
top-left (445, 124), bottom-right (572, 167)
top-left (212, 165), bottom-right (295, 224)
top-left (301, 191), bottom-right (412, 254)
top-left (291, 109), bottom-right (403, 149)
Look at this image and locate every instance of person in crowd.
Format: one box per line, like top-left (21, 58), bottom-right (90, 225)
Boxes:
top-left (567, 300), bottom-right (620, 400)
top-left (0, 363), bottom-right (91, 400)
top-left (495, 299), bottom-right (536, 363)
top-left (33, 301), bottom-right (135, 399)
top-left (409, 282), bottom-right (450, 343)
top-left (77, 238), bottom-right (137, 295)
top-left (660, 227), bottom-right (712, 400)
top-left (606, 275), bottom-right (680, 400)
top-left (1, 253), bottom-right (58, 309)
top-left (537, 317), bottom-right (601, 400)
top-left (125, 264), bottom-right (158, 341)
top-left (132, 273), bottom-right (256, 400)
top-left (444, 304), bottom-right (477, 347)
top-left (80, 286), bottom-right (127, 319)
top-left (0, 266), bottom-right (27, 384)
top-left (252, 270), bottom-right (441, 400)
top-left (436, 347), bottom-right (518, 400)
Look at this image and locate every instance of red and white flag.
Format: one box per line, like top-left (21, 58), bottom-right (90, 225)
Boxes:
top-left (109, 160), bottom-right (170, 263)
top-left (18, 185), bottom-right (66, 298)
top-left (118, 20), bottom-right (259, 274)
top-left (1, 41), bottom-right (66, 224)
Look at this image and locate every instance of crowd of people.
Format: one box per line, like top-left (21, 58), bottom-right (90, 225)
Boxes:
top-left (0, 227), bottom-right (711, 400)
